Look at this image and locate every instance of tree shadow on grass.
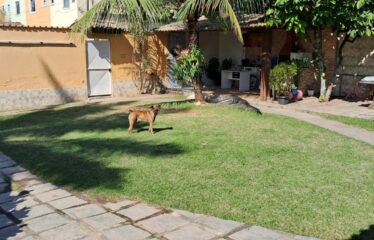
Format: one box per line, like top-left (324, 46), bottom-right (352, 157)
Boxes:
top-left (0, 101), bottom-right (185, 192)
top-left (350, 225), bottom-right (374, 240)
top-left (137, 127), bottom-right (174, 133)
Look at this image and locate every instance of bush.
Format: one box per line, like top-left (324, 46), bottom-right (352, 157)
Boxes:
top-left (173, 45), bottom-right (205, 86)
top-left (270, 62), bottom-right (298, 96)
top-left (206, 57), bottom-right (221, 86)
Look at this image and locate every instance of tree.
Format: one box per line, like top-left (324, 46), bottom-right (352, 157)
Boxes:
top-left (266, 0), bottom-right (374, 100)
top-left (175, 0), bottom-right (265, 103)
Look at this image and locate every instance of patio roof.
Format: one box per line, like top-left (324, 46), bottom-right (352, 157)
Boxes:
top-left (156, 14), bottom-right (266, 32)
top-left (90, 14), bottom-right (266, 32)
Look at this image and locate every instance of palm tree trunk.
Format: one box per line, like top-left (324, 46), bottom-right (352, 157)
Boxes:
top-left (187, 18), bottom-right (205, 103)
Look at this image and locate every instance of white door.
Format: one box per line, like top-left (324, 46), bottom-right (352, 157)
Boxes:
top-left (86, 40), bottom-right (112, 96)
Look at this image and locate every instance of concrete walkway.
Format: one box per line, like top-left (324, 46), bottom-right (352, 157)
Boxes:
top-left (0, 152), bottom-right (318, 240)
top-left (245, 96), bottom-right (374, 120)
top-left (256, 105), bottom-right (374, 146)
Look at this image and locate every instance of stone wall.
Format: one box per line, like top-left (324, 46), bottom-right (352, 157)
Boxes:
top-left (0, 87), bottom-right (87, 111)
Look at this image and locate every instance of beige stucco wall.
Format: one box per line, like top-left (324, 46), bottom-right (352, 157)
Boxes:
top-left (0, 27), bottom-right (86, 91)
top-left (91, 32), bottom-right (169, 82)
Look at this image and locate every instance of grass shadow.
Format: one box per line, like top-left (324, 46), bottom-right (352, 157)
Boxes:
top-left (0, 101), bottom-right (185, 193)
top-left (137, 127), bottom-right (174, 134)
top-left (350, 225), bottom-right (374, 240)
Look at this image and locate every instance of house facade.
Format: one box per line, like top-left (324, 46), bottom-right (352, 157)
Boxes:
top-left (1, 0), bottom-right (27, 25)
top-left (1, 0), bottom-right (102, 27)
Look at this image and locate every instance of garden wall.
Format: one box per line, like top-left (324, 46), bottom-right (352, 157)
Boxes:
top-left (0, 26), bottom-right (169, 111)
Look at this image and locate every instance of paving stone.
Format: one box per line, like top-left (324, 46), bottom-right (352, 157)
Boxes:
top-left (0, 152), bottom-right (12, 162)
top-left (0, 191), bottom-right (18, 204)
top-left (138, 214), bottom-right (189, 234)
top-left (10, 171), bottom-right (36, 182)
top-left (23, 179), bottom-right (42, 187)
top-left (0, 160), bottom-right (16, 169)
top-left (164, 225), bottom-right (217, 240)
top-left (12, 204), bottom-right (54, 222)
top-left (117, 203), bottom-right (160, 221)
top-left (103, 200), bottom-right (137, 211)
top-left (26, 183), bottom-right (57, 195)
top-left (26, 213), bottom-right (68, 233)
top-left (63, 204), bottom-right (106, 219)
top-left (19, 236), bottom-right (35, 240)
top-left (172, 209), bottom-right (204, 221)
top-left (83, 212), bottom-right (125, 230)
top-left (194, 215), bottom-right (244, 235)
top-left (48, 196), bottom-right (87, 210)
top-left (36, 189), bottom-right (71, 203)
top-left (0, 183), bottom-right (10, 193)
top-left (229, 226), bottom-right (294, 240)
top-left (0, 225), bottom-right (27, 240)
top-left (0, 214), bottom-right (14, 228)
top-left (1, 166), bottom-right (25, 176)
top-left (39, 222), bottom-right (88, 240)
top-left (104, 225), bottom-right (150, 240)
top-left (0, 196), bottom-right (39, 212)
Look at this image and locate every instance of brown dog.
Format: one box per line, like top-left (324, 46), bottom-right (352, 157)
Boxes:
top-left (128, 105), bottom-right (161, 134)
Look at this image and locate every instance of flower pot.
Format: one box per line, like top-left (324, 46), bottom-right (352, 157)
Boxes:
top-left (278, 96), bottom-right (289, 105)
top-left (307, 90), bottom-right (314, 97)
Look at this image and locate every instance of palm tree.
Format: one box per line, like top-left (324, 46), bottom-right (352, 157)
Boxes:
top-left (176, 0), bottom-right (265, 103)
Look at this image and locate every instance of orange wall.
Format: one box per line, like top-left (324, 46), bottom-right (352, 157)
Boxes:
top-left (91, 32), bottom-right (169, 82)
top-left (26, 0), bottom-right (51, 27)
top-left (0, 28), bottom-right (169, 92)
top-left (0, 27), bottom-right (86, 91)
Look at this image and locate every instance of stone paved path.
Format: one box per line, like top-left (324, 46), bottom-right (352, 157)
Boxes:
top-left (255, 106), bottom-right (374, 146)
top-left (0, 152), bottom-right (318, 240)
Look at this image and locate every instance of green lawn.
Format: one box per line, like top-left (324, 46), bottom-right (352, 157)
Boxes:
top-left (319, 114), bottom-right (374, 132)
top-left (0, 101), bottom-right (373, 240)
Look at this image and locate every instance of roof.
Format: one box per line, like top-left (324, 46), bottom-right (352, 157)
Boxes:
top-left (0, 22), bottom-right (69, 30)
top-left (156, 14), bottom-right (266, 32)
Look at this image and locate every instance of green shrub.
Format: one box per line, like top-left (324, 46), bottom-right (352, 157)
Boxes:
top-left (270, 62), bottom-right (298, 96)
top-left (173, 45), bottom-right (205, 85)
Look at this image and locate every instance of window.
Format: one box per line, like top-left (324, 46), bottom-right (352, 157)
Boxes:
top-left (30, 0), bottom-right (36, 12)
top-left (15, 1), bottom-right (20, 15)
top-left (50, 0), bottom-right (54, 5)
top-left (63, 0), bottom-right (70, 8)
top-left (41, 0), bottom-right (47, 6)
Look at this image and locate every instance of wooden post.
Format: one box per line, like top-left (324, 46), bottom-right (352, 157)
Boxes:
top-left (260, 52), bottom-right (271, 101)
top-left (260, 30), bottom-right (272, 101)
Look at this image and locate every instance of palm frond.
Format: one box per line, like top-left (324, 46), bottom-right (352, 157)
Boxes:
top-left (177, 0), bottom-right (268, 43)
top-left (71, 0), bottom-right (164, 36)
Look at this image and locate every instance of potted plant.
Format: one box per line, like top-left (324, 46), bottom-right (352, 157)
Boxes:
top-left (270, 62), bottom-right (297, 105)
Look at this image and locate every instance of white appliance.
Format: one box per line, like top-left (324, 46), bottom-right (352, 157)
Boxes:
top-left (221, 70), bottom-right (251, 91)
